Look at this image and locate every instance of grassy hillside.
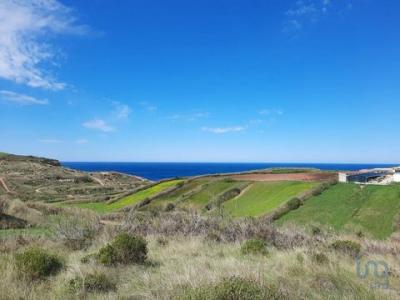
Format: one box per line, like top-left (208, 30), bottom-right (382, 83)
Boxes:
top-left (144, 178), bottom-right (249, 210)
top-left (223, 181), bottom-right (317, 217)
top-left (277, 183), bottom-right (400, 239)
top-left (146, 178), bottom-right (209, 207)
top-left (73, 179), bottom-right (183, 213)
top-left (181, 180), bottom-right (247, 209)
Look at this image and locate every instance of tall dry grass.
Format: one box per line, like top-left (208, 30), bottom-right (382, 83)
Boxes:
top-left (0, 209), bottom-right (399, 299)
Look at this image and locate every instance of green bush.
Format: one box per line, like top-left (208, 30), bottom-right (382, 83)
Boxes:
top-left (286, 197), bottom-right (302, 210)
top-left (80, 253), bottom-right (97, 264)
top-left (206, 230), bottom-right (222, 242)
top-left (15, 247), bottom-right (63, 280)
top-left (311, 226), bottom-right (322, 236)
top-left (164, 203), bottom-right (176, 212)
top-left (241, 239), bottom-right (268, 256)
top-left (156, 236), bottom-right (169, 246)
top-left (331, 240), bottom-right (361, 258)
top-left (97, 244), bottom-right (119, 266)
top-left (97, 233), bottom-right (147, 266)
top-left (69, 272), bottom-right (116, 293)
top-left (312, 252), bottom-right (329, 264)
top-left (179, 277), bottom-right (279, 300)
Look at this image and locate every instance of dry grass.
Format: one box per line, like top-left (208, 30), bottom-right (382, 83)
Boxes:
top-left (0, 210), bottom-right (399, 299)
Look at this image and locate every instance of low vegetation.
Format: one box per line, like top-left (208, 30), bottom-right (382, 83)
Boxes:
top-left (179, 276), bottom-right (279, 300)
top-left (69, 272), bottom-right (116, 294)
top-left (15, 247), bottom-right (63, 281)
top-left (276, 183), bottom-right (400, 239)
top-left (240, 239), bottom-right (268, 256)
top-left (1, 154), bottom-right (400, 298)
top-left (223, 181), bottom-right (317, 217)
top-left (72, 179), bottom-right (183, 213)
top-left (97, 233), bottom-right (147, 265)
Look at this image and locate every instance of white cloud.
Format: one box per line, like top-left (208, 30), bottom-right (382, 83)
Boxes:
top-left (75, 138), bottom-right (88, 144)
top-left (259, 109), bottom-right (283, 116)
top-left (169, 111), bottom-right (209, 122)
top-left (112, 102), bottom-right (132, 119)
top-left (39, 138), bottom-right (63, 143)
top-left (283, 0), bottom-right (338, 33)
top-left (139, 101), bottom-right (158, 112)
top-left (83, 119), bottom-right (114, 132)
top-left (0, 90), bottom-right (48, 105)
top-left (202, 126), bottom-right (245, 134)
top-left (0, 0), bottom-right (87, 90)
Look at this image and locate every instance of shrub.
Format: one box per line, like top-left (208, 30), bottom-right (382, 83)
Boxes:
top-left (164, 203), bottom-right (175, 212)
top-left (286, 197), bottom-right (302, 210)
top-left (97, 233), bottom-right (147, 266)
top-left (331, 240), bottom-right (361, 258)
top-left (241, 239), bottom-right (268, 256)
top-left (80, 253), bottom-right (97, 264)
top-left (69, 272), bottom-right (116, 293)
top-left (156, 236), bottom-right (169, 246)
top-left (311, 226), bottom-right (322, 236)
top-left (179, 277), bottom-right (279, 300)
top-left (206, 230), bottom-right (222, 242)
top-left (312, 252), bottom-right (329, 264)
top-left (177, 181), bottom-right (185, 188)
top-left (97, 244), bottom-right (119, 266)
top-left (15, 247), bottom-right (63, 280)
top-left (74, 176), bottom-right (94, 183)
top-left (53, 212), bottom-right (101, 250)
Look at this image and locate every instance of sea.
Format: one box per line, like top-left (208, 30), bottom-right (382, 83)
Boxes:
top-left (61, 162), bottom-right (399, 181)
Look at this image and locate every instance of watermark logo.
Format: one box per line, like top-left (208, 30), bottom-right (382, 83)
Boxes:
top-left (356, 257), bottom-right (389, 289)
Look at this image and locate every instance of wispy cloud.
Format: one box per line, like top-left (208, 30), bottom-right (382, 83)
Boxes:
top-left (112, 102), bottom-right (132, 119)
top-left (0, 90), bottom-right (48, 105)
top-left (83, 119), bottom-right (114, 132)
top-left (259, 109), bottom-right (284, 116)
top-left (139, 101), bottom-right (158, 112)
top-left (39, 138), bottom-right (63, 144)
top-left (283, 0), bottom-right (342, 34)
top-left (75, 138), bottom-right (88, 144)
top-left (0, 0), bottom-right (88, 90)
top-left (202, 126), bottom-right (245, 134)
top-left (169, 111), bottom-right (209, 122)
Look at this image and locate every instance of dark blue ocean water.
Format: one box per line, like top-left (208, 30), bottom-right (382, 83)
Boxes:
top-left (61, 162), bottom-right (399, 181)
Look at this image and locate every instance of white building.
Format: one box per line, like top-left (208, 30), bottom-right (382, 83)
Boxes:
top-left (393, 170), bottom-right (400, 183)
top-left (338, 173), bottom-right (348, 183)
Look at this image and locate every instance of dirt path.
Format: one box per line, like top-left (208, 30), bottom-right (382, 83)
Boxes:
top-left (100, 220), bottom-right (122, 226)
top-left (228, 183), bottom-right (253, 203)
top-left (90, 176), bottom-right (105, 186)
top-left (230, 172), bottom-right (336, 182)
top-left (0, 177), bottom-right (11, 193)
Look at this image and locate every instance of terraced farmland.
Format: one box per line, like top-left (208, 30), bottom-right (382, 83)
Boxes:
top-left (72, 179), bottom-right (183, 213)
top-left (276, 183), bottom-right (400, 239)
top-left (223, 181), bottom-right (318, 217)
top-left (146, 178), bottom-right (250, 210)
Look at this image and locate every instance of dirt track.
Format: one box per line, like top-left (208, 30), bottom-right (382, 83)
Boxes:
top-left (229, 172), bottom-right (336, 182)
top-left (0, 177), bottom-right (11, 192)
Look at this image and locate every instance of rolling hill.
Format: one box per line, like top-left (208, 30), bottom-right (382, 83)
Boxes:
top-left (276, 183), bottom-right (400, 239)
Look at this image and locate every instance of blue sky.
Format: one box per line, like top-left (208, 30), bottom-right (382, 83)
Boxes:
top-left (0, 0), bottom-right (399, 163)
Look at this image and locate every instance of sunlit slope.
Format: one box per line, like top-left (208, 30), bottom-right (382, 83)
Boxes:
top-left (147, 178), bottom-right (249, 210)
top-left (73, 180), bottom-right (183, 213)
top-left (223, 181), bottom-right (317, 217)
top-left (276, 183), bottom-right (400, 239)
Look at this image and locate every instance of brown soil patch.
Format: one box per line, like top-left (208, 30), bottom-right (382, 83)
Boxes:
top-left (229, 172), bottom-right (336, 182)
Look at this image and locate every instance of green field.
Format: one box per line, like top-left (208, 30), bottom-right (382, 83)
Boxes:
top-left (223, 181), bottom-right (317, 217)
top-left (145, 178), bottom-right (249, 210)
top-left (276, 183), bottom-right (400, 239)
top-left (147, 178), bottom-right (209, 207)
top-left (72, 180), bottom-right (183, 213)
top-left (181, 180), bottom-right (247, 208)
